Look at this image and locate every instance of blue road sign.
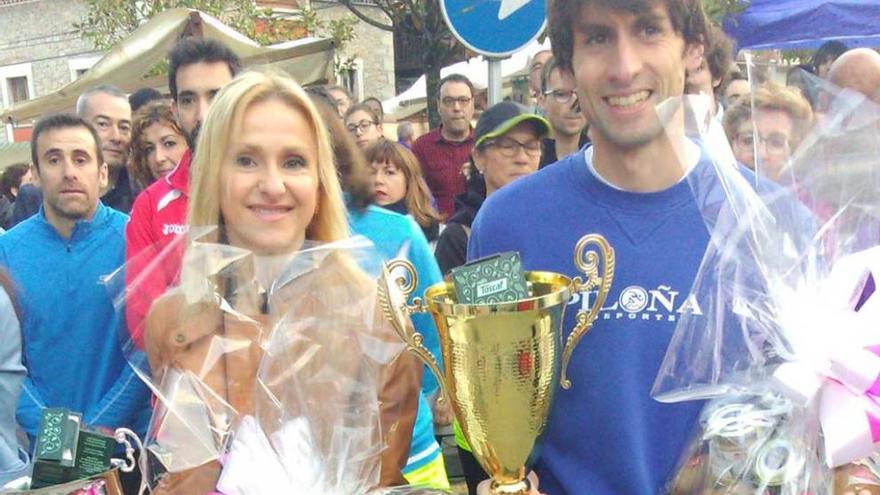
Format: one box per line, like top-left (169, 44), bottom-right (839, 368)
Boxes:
top-left (441, 0), bottom-right (546, 57)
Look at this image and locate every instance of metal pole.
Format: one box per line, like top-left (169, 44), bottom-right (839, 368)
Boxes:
top-left (488, 58), bottom-right (503, 105)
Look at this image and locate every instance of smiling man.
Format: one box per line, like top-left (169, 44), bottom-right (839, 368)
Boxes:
top-left (469, 0), bottom-right (712, 493)
top-left (0, 113), bottom-right (149, 454)
top-left (76, 85), bottom-right (134, 213)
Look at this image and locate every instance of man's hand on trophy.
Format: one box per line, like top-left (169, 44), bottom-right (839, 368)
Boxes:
top-left (476, 472), bottom-right (545, 495)
top-left (431, 395), bottom-right (454, 426)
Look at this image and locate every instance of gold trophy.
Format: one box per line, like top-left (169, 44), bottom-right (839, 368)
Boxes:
top-left (379, 234), bottom-right (615, 495)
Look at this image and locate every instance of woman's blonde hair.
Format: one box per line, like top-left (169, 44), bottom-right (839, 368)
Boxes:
top-left (130, 100), bottom-right (185, 188)
top-left (364, 139), bottom-right (443, 226)
top-left (187, 70), bottom-right (350, 246)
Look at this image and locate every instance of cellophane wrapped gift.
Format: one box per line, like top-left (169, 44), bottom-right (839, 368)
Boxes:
top-left (650, 61), bottom-right (880, 494)
top-left (109, 230), bottom-right (447, 494)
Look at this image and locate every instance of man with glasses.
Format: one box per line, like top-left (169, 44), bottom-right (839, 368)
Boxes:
top-left (538, 57), bottom-right (589, 168)
top-left (412, 74), bottom-right (476, 218)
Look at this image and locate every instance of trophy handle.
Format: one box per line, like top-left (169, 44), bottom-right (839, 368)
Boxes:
top-left (560, 234), bottom-right (616, 390)
top-left (114, 427), bottom-right (150, 495)
top-left (379, 259), bottom-right (451, 403)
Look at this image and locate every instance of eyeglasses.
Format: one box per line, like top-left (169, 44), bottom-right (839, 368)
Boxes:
top-left (346, 120), bottom-right (376, 134)
top-left (735, 132), bottom-right (790, 154)
top-left (485, 136), bottom-right (542, 158)
top-left (543, 89), bottom-right (578, 104)
top-left (440, 96), bottom-right (473, 107)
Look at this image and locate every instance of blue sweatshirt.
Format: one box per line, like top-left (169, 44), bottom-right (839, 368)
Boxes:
top-left (468, 149), bottom-right (711, 494)
top-left (0, 203), bottom-right (150, 443)
top-left (348, 205), bottom-right (444, 473)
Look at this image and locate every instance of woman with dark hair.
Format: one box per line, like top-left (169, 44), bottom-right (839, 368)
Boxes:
top-left (0, 269), bottom-right (26, 485)
top-left (365, 139), bottom-right (442, 242)
top-left (307, 88), bottom-right (452, 491)
top-left (129, 101), bottom-right (189, 190)
top-left (0, 163), bottom-right (32, 230)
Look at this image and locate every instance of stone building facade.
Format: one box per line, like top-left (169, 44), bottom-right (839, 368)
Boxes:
top-left (0, 0), bottom-right (395, 145)
top-left (0, 0), bottom-right (100, 144)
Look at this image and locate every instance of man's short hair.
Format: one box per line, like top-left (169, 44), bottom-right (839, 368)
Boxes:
top-left (438, 74), bottom-right (474, 97)
top-left (30, 113), bottom-right (104, 171)
top-left (129, 87), bottom-right (164, 112)
top-left (548, 0), bottom-right (710, 72)
top-left (167, 38), bottom-right (241, 101)
top-left (362, 96), bottom-right (384, 119)
top-left (397, 121), bottom-right (414, 141)
top-left (540, 56), bottom-right (562, 93)
top-left (812, 40), bottom-right (848, 72)
top-left (75, 84), bottom-right (128, 117)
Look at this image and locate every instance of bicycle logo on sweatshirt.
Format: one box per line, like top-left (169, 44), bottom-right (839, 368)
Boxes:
top-left (570, 284), bottom-right (703, 323)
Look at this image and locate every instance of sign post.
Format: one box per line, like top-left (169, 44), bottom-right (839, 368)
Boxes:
top-left (440, 0), bottom-right (546, 106)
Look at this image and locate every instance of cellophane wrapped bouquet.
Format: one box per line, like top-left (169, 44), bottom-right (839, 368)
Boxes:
top-left (651, 62), bottom-right (880, 494)
top-left (112, 230), bottom-right (446, 494)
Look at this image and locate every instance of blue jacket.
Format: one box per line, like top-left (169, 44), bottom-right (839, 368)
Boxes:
top-left (0, 286), bottom-right (27, 485)
top-left (348, 205), bottom-right (444, 473)
top-left (0, 203), bottom-right (150, 444)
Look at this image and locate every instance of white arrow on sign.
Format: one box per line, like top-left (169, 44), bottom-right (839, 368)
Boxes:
top-left (497, 0), bottom-right (529, 20)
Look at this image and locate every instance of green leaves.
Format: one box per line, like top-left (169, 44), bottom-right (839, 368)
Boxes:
top-left (701, 0), bottom-right (750, 26)
top-left (75, 0), bottom-right (300, 50)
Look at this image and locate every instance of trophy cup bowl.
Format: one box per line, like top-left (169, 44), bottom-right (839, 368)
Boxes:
top-left (379, 234), bottom-right (614, 495)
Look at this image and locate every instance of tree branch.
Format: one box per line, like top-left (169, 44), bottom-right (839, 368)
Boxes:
top-left (371, 0), bottom-right (398, 23)
top-left (337, 0), bottom-right (394, 31)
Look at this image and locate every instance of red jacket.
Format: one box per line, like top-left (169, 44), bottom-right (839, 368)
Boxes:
top-left (125, 150), bottom-right (191, 348)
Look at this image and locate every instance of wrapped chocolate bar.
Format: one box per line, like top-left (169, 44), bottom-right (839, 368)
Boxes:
top-left (108, 230), bottom-right (445, 494)
top-left (650, 58), bottom-right (880, 494)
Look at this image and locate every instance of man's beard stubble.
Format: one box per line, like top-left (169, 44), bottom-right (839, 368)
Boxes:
top-left (185, 122), bottom-right (202, 152)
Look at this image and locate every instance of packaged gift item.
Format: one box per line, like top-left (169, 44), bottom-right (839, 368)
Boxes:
top-left (108, 232), bottom-right (428, 494)
top-left (29, 410), bottom-right (115, 490)
top-left (651, 57), bottom-right (880, 494)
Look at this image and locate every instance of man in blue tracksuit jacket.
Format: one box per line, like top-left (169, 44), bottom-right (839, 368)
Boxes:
top-left (0, 114), bottom-right (149, 447)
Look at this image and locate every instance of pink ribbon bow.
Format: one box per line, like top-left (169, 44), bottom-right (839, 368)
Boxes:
top-left (772, 251), bottom-right (880, 468)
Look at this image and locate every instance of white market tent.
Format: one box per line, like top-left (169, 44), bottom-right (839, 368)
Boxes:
top-left (383, 40), bottom-right (551, 121)
top-left (1, 8), bottom-right (335, 124)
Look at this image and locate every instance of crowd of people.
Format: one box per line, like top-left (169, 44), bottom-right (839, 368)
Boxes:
top-left (0, 0), bottom-right (877, 494)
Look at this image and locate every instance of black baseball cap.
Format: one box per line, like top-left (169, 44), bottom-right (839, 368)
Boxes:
top-left (474, 101), bottom-right (551, 148)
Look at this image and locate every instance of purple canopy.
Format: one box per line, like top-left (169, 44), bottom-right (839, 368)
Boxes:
top-left (725, 0), bottom-right (880, 50)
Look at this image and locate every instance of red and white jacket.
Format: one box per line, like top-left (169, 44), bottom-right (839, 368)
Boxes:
top-left (125, 150), bottom-right (191, 348)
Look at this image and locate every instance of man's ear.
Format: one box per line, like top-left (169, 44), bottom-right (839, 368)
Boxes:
top-left (98, 162), bottom-right (109, 190)
top-left (684, 41), bottom-right (706, 74)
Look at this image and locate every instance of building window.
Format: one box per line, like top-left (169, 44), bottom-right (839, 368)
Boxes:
top-left (6, 76), bottom-right (29, 104)
top-left (338, 58), bottom-right (364, 102)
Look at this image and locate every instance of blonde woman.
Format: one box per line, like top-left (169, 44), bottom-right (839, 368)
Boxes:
top-left (143, 71), bottom-right (420, 493)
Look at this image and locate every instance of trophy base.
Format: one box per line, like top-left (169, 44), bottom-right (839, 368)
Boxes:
top-left (489, 478), bottom-right (532, 495)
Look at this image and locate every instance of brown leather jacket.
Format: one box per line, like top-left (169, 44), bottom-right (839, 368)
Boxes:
top-left (144, 265), bottom-right (421, 494)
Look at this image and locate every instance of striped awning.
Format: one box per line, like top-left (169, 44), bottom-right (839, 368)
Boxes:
top-left (0, 142), bottom-right (30, 170)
